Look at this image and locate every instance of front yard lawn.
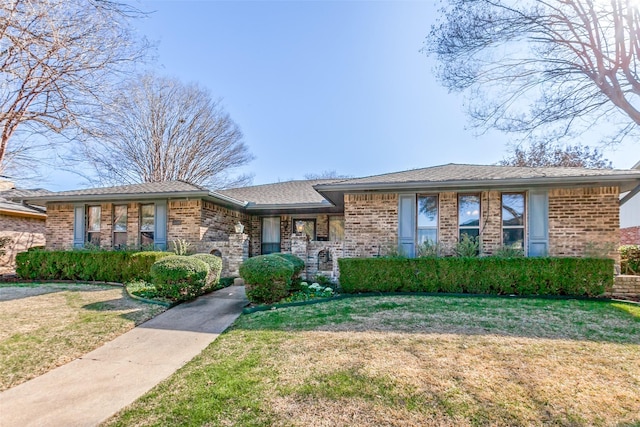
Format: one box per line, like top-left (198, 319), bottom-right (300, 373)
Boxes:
top-left (104, 295), bottom-right (640, 426)
top-left (0, 283), bottom-right (166, 391)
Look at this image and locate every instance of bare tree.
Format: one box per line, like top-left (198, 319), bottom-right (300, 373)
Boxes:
top-left (0, 0), bottom-right (149, 174)
top-left (79, 73), bottom-right (254, 189)
top-left (500, 141), bottom-right (612, 168)
top-left (426, 0), bottom-right (640, 144)
top-left (303, 170), bottom-right (353, 180)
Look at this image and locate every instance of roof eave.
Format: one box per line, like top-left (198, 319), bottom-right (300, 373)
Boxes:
top-left (0, 208), bottom-right (47, 219)
top-left (245, 202), bottom-right (335, 211)
top-left (25, 190), bottom-right (214, 204)
top-left (315, 174), bottom-right (640, 193)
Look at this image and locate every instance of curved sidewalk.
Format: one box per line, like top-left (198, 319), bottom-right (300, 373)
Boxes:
top-left (0, 285), bottom-right (248, 427)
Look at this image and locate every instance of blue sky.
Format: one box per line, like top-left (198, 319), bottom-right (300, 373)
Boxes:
top-left (44, 0), bottom-right (638, 190)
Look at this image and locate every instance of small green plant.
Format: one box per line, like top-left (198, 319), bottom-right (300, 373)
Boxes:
top-left (282, 281), bottom-right (335, 303)
top-left (493, 244), bottom-right (524, 258)
top-left (171, 239), bottom-right (193, 256)
top-left (239, 255), bottom-right (294, 304)
top-left (313, 274), bottom-right (333, 286)
top-left (150, 256), bottom-right (209, 301)
top-left (417, 240), bottom-right (444, 258)
top-left (454, 234), bottom-right (480, 257)
top-left (379, 242), bottom-right (405, 258)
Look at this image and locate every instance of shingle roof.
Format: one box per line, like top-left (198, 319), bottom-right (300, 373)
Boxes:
top-left (0, 199), bottom-right (46, 216)
top-left (1, 188), bottom-right (51, 200)
top-left (336, 163), bottom-right (638, 185)
top-left (39, 180), bottom-right (206, 198)
top-left (218, 179), bottom-right (340, 206)
top-left (0, 188), bottom-right (48, 216)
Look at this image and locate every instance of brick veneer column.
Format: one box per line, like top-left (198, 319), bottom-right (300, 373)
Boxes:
top-left (99, 203), bottom-right (113, 248)
top-left (480, 191), bottom-right (502, 255)
top-left (127, 203), bottom-right (139, 247)
top-left (438, 192), bottom-right (457, 256)
top-left (227, 233), bottom-right (249, 276)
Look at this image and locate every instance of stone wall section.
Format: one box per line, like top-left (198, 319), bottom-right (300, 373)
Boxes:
top-left (344, 193), bottom-right (398, 257)
top-left (621, 226), bottom-right (640, 245)
top-left (0, 214), bottom-right (45, 271)
top-left (608, 275), bottom-right (640, 299)
top-left (45, 203), bottom-right (75, 249)
top-left (548, 187), bottom-right (620, 259)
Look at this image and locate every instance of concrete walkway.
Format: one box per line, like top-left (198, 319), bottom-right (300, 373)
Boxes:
top-left (0, 285), bottom-right (248, 427)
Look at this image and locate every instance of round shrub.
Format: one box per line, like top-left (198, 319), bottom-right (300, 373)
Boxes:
top-left (150, 256), bottom-right (209, 301)
top-left (190, 253), bottom-right (223, 291)
top-left (239, 255), bottom-right (294, 304)
top-left (272, 253), bottom-right (305, 277)
top-left (128, 251), bottom-right (173, 281)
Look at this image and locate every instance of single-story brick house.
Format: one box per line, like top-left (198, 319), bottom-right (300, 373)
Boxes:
top-left (621, 160), bottom-right (640, 245)
top-left (0, 181), bottom-right (48, 272)
top-left (23, 164), bottom-right (640, 277)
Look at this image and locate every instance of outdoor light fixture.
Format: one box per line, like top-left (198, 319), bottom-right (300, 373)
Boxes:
top-left (234, 221), bottom-right (244, 234)
top-left (295, 221), bottom-right (305, 235)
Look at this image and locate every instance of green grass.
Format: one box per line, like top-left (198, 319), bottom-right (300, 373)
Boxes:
top-left (104, 295), bottom-right (640, 427)
top-left (0, 283), bottom-right (166, 390)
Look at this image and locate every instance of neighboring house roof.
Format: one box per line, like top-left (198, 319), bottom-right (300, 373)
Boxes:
top-left (218, 179), bottom-right (341, 210)
top-left (22, 180), bottom-right (248, 209)
top-left (0, 188), bottom-right (48, 219)
top-left (315, 163), bottom-right (640, 206)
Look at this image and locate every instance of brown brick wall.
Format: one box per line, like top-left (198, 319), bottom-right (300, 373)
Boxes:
top-left (46, 203), bottom-right (75, 249)
top-left (127, 203), bottom-right (140, 247)
top-left (548, 187), bottom-right (620, 258)
top-left (98, 203), bottom-right (113, 248)
top-left (344, 193), bottom-right (398, 257)
top-left (621, 226), bottom-right (640, 245)
top-left (167, 200), bottom-right (201, 243)
top-left (200, 201), bottom-right (251, 242)
top-left (0, 214), bottom-right (46, 271)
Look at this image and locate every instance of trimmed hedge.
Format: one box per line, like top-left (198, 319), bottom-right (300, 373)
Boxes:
top-left (338, 257), bottom-right (614, 297)
top-left (272, 253), bottom-right (305, 277)
top-left (239, 254), bottom-right (294, 304)
top-left (620, 245), bottom-right (640, 275)
top-left (150, 256), bottom-right (209, 301)
top-left (15, 250), bottom-right (171, 282)
top-left (190, 253), bottom-right (223, 290)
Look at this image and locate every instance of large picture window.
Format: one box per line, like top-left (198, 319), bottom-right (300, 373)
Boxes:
top-left (113, 205), bottom-right (128, 248)
top-left (86, 206), bottom-right (101, 245)
top-left (458, 194), bottom-right (480, 240)
top-left (417, 195), bottom-right (438, 244)
top-left (502, 193), bottom-right (525, 249)
top-left (140, 204), bottom-right (155, 246)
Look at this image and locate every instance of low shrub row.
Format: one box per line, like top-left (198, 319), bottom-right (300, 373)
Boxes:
top-left (620, 245), bottom-right (640, 275)
top-left (338, 257), bottom-right (614, 297)
top-left (15, 250), bottom-right (172, 282)
top-left (239, 253), bottom-right (306, 304)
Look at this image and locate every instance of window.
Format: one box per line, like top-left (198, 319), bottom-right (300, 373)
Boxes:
top-left (86, 206), bottom-right (101, 245)
top-left (329, 216), bottom-right (344, 242)
top-left (113, 205), bottom-right (128, 248)
top-left (458, 194), bottom-right (480, 240)
top-left (261, 217), bottom-right (281, 254)
top-left (417, 195), bottom-right (438, 244)
top-left (294, 219), bottom-right (316, 240)
top-left (140, 204), bottom-right (155, 246)
top-left (502, 193), bottom-right (525, 249)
